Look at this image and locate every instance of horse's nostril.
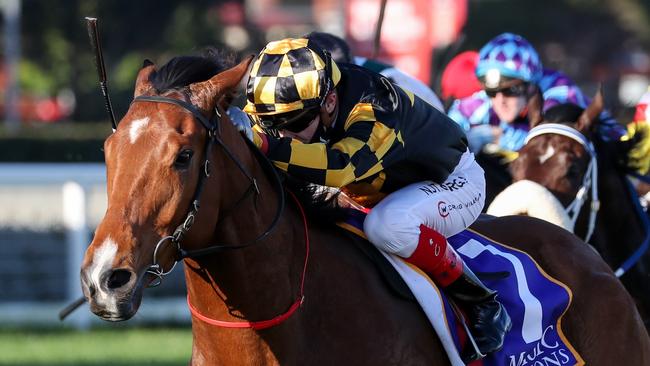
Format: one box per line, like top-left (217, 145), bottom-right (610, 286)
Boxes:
top-left (81, 272), bottom-right (97, 298)
top-left (106, 269), bottom-right (132, 290)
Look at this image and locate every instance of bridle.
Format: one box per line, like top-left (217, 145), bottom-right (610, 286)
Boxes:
top-left (129, 94), bottom-right (310, 329)
top-left (130, 95), bottom-right (287, 282)
top-left (525, 122), bottom-right (650, 278)
top-left (524, 123), bottom-right (600, 243)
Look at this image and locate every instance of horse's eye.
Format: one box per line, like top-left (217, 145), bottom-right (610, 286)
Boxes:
top-left (174, 149), bottom-right (193, 169)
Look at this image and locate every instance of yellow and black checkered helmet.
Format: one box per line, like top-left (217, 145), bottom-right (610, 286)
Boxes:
top-left (243, 38), bottom-right (341, 120)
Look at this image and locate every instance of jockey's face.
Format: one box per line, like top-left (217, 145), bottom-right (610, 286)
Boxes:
top-left (487, 81), bottom-right (528, 123)
top-left (491, 93), bottom-right (527, 123)
top-left (279, 91), bottom-right (338, 143)
top-left (279, 113), bottom-right (321, 142)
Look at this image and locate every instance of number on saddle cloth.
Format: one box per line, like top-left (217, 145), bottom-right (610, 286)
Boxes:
top-left (447, 230), bottom-right (583, 365)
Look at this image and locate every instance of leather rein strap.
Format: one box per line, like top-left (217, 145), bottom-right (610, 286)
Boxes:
top-left (187, 189), bottom-right (309, 330)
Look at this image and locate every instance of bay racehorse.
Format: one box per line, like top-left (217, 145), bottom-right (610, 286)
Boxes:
top-left (498, 91), bottom-right (650, 327)
top-left (80, 52), bottom-right (650, 365)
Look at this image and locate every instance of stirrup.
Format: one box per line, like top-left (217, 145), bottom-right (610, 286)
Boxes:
top-left (449, 300), bottom-right (486, 363)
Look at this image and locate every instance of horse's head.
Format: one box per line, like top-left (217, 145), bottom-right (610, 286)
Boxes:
top-left (80, 54), bottom-right (252, 321)
top-left (510, 90), bottom-right (603, 204)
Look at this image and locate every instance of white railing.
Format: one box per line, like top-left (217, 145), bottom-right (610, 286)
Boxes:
top-left (0, 163), bottom-right (189, 328)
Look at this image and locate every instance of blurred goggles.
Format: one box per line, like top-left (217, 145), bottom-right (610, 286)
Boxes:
top-left (256, 106), bottom-right (321, 133)
top-left (485, 83), bottom-right (529, 98)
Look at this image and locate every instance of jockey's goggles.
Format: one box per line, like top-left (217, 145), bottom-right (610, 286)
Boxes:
top-left (485, 83), bottom-right (529, 98)
top-left (256, 105), bottom-right (321, 133)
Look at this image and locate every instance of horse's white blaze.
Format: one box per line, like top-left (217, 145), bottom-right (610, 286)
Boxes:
top-left (538, 145), bottom-right (555, 164)
top-left (129, 117), bottom-right (150, 144)
top-left (89, 237), bottom-right (119, 312)
top-left (90, 237), bottom-right (117, 286)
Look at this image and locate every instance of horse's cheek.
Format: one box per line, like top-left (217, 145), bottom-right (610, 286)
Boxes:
top-left (510, 158), bottom-right (527, 181)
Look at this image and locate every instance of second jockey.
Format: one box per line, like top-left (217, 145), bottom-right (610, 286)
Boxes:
top-left (448, 32), bottom-right (624, 153)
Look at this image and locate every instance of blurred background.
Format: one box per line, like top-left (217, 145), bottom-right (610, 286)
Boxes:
top-left (1, 0), bottom-right (649, 364)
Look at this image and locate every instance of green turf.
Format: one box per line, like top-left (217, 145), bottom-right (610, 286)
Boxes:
top-left (0, 327), bottom-right (192, 366)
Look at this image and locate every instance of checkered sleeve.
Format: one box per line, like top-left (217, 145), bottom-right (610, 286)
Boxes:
top-left (264, 103), bottom-right (402, 187)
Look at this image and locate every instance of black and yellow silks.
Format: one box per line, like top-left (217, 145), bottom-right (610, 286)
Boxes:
top-left (621, 120), bottom-right (650, 175)
top-left (244, 38), bottom-right (468, 207)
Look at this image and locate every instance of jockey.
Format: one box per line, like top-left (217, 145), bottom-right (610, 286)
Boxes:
top-left (304, 31), bottom-right (445, 112)
top-left (237, 37), bottom-right (511, 362)
top-left (447, 32), bottom-right (624, 153)
top-left (626, 87), bottom-right (650, 175)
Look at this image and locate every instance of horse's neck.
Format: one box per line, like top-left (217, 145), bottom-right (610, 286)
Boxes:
top-left (584, 155), bottom-right (644, 253)
top-left (183, 138), bottom-right (304, 335)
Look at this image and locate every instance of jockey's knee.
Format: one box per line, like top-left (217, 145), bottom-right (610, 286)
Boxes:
top-left (364, 207), bottom-right (420, 257)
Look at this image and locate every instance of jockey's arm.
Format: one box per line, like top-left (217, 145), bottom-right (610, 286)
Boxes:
top-left (622, 119), bottom-right (650, 175)
top-left (447, 94), bottom-right (499, 153)
top-left (252, 119), bottom-right (394, 188)
top-left (498, 122), bottom-right (528, 152)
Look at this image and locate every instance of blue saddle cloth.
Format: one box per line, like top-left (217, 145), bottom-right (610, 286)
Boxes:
top-left (340, 209), bottom-right (584, 366)
top-left (449, 230), bottom-right (583, 366)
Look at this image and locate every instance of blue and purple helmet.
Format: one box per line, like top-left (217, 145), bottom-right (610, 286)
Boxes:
top-left (476, 33), bottom-right (542, 88)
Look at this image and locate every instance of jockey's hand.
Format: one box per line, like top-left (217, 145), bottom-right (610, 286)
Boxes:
top-left (467, 125), bottom-right (498, 153)
top-left (227, 106), bottom-right (254, 141)
top-left (624, 120), bottom-right (650, 175)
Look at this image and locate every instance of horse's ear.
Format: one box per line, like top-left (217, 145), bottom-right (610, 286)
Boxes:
top-left (577, 86), bottom-right (604, 134)
top-left (190, 55), bottom-right (255, 112)
top-left (134, 60), bottom-right (156, 97)
top-left (527, 85), bottom-right (544, 128)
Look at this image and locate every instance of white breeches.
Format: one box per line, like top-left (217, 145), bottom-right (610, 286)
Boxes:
top-left (364, 149), bottom-right (486, 258)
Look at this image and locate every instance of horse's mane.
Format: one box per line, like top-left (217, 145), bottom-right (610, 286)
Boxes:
top-left (284, 177), bottom-right (349, 225)
top-left (150, 47), bottom-right (235, 93)
top-left (544, 103), bottom-right (633, 172)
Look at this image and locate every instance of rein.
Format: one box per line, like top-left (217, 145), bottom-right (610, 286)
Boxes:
top-left (130, 95), bottom-right (285, 278)
top-left (524, 123), bottom-right (600, 243)
top-left (187, 189), bottom-right (309, 330)
top-left (614, 178), bottom-right (650, 277)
